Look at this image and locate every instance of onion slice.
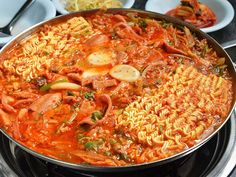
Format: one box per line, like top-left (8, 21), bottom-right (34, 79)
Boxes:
top-left (50, 82), bottom-right (81, 90)
top-left (109, 64), bottom-right (140, 82)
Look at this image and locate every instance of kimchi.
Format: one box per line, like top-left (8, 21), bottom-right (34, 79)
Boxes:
top-left (166, 0), bottom-right (216, 28)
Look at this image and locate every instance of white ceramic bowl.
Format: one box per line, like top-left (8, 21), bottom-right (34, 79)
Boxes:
top-left (52, 0), bottom-right (135, 15)
top-left (0, 0), bottom-right (56, 46)
top-left (145, 0), bottom-right (234, 33)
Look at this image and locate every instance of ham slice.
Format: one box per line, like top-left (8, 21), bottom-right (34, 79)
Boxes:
top-left (77, 116), bottom-right (95, 127)
top-left (81, 76), bottom-right (99, 86)
top-left (13, 98), bottom-right (35, 108)
top-left (77, 100), bottom-right (96, 126)
top-left (67, 73), bottom-right (99, 86)
top-left (63, 96), bottom-right (78, 104)
top-left (29, 93), bottom-right (62, 114)
top-left (96, 94), bottom-right (112, 119)
top-left (67, 73), bottom-right (81, 83)
top-left (12, 91), bottom-right (39, 99)
top-left (1, 93), bottom-right (16, 113)
top-left (85, 34), bottom-right (109, 46)
top-left (92, 79), bottom-right (117, 90)
top-left (113, 14), bottom-right (127, 22)
top-left (163, 42), bottom-right (186, 55)
top-left (0, 109), bottom-right (11, 126)
top-left (60, 66), bottom-right (83, 74)
top-left (77, 94), bottom-right (112, 127)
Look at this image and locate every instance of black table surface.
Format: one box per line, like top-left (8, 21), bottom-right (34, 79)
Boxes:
top-left (209, 0), bottom-right (236, 44)
top-left (133, 0), bottom-right (236, 45)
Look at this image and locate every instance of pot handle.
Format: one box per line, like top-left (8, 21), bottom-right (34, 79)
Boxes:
top-left (221, 40), bottom-right (236, 69)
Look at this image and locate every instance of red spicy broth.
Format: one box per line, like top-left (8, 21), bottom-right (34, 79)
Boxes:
top-left (0, 11), bottom-right (233, 166)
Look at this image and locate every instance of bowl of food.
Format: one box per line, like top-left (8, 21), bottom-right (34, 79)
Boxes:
top-left (0, 9), bottom-right (235, 173)
top-left (0, 0), bottom-right (56, 46)
top-left (52, 0), bottom-right (135, 14)
top-left (145, 0), bottom-right (234, 33)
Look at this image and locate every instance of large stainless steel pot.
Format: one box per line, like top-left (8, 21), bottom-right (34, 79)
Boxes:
top-left (0, 9), bottom-right (235, 173)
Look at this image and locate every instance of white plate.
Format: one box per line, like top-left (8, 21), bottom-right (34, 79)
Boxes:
top-left (52, 0), bottom-right (135, 15)
top-left (0, 0), bottom-right (56, 46)
top-left (145, 0), bottom-right (234, 33)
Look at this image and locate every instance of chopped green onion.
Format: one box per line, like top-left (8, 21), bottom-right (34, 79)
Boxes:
top-left (77, 135), bottom-right (90, 143)
top-left (84, 141), bottom-right (98, 150)
top-left (168, 41), bottom-right (174, 46)
top-left (72, 102), bottom-right (80, 110)
top-left (43, 51), bottom-right (49, 56)
top-left (104, 151), bottom-right (111, 156)
top-left (213, 65), bottom-right (226, 76)
top-left (84, 92), bottom-right (94, 100)
top-left (201, 44), bottom-right (209, 57)
top-left (109, 138), bottom-right (117, 145)
top-left (161, 21), bottom-right (172, 28)
top-left (159, 125), bottom-right (164, 132)
top-left (138, 19), bottom-right (147, 31)
top-left (67, 90), bottom-right (74, 96)
top-left (77, 134), bottom-right (84, 140)
top-left (91, 111), bottom-right (103, 122)
top-left (114, 109), bottom-right (123, 116)
top-left (67, 112), bottom-right (78, 124)
top-left (38, 112), bottom-right (43, 117)
top-left (117, 153), bottom-right (128, 160)
top-left (155, 79), bottom-right (162, 86)
top-left (111, 31), bottom-right (117, 39)
top-left (170, 70), bottom-right (176, 76)
top-left (49, 66), bottom-right (61, 73)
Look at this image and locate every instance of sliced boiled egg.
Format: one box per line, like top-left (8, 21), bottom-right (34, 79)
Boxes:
top-left (82, 68), bottom-right (109, 78)
top-left (109, 64), bottom-right (140, 82)
top-left (87, 50), bottom-right (115, 66)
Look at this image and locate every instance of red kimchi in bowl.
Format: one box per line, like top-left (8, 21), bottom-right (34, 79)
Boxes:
top-left (166, 0), bottom-right (216, 28)
top-left (0, 10), bottom-right (233, 166)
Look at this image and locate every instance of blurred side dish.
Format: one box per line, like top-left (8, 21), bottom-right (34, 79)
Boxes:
top-left (166, 0), bottom-right (216, 28)
top-left (65, 0), bottom-right (123, 12)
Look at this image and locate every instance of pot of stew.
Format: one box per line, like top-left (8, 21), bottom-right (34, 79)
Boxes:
top-left (0, 9), bottom-right (235, 173)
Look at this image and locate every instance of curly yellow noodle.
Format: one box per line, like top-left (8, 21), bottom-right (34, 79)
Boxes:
top-left (65, 0), bottom-right (123, 12)
top-left (116, 65), bottom-right (233, 162)
top-left (1, 17), bottom-right (93, 82)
